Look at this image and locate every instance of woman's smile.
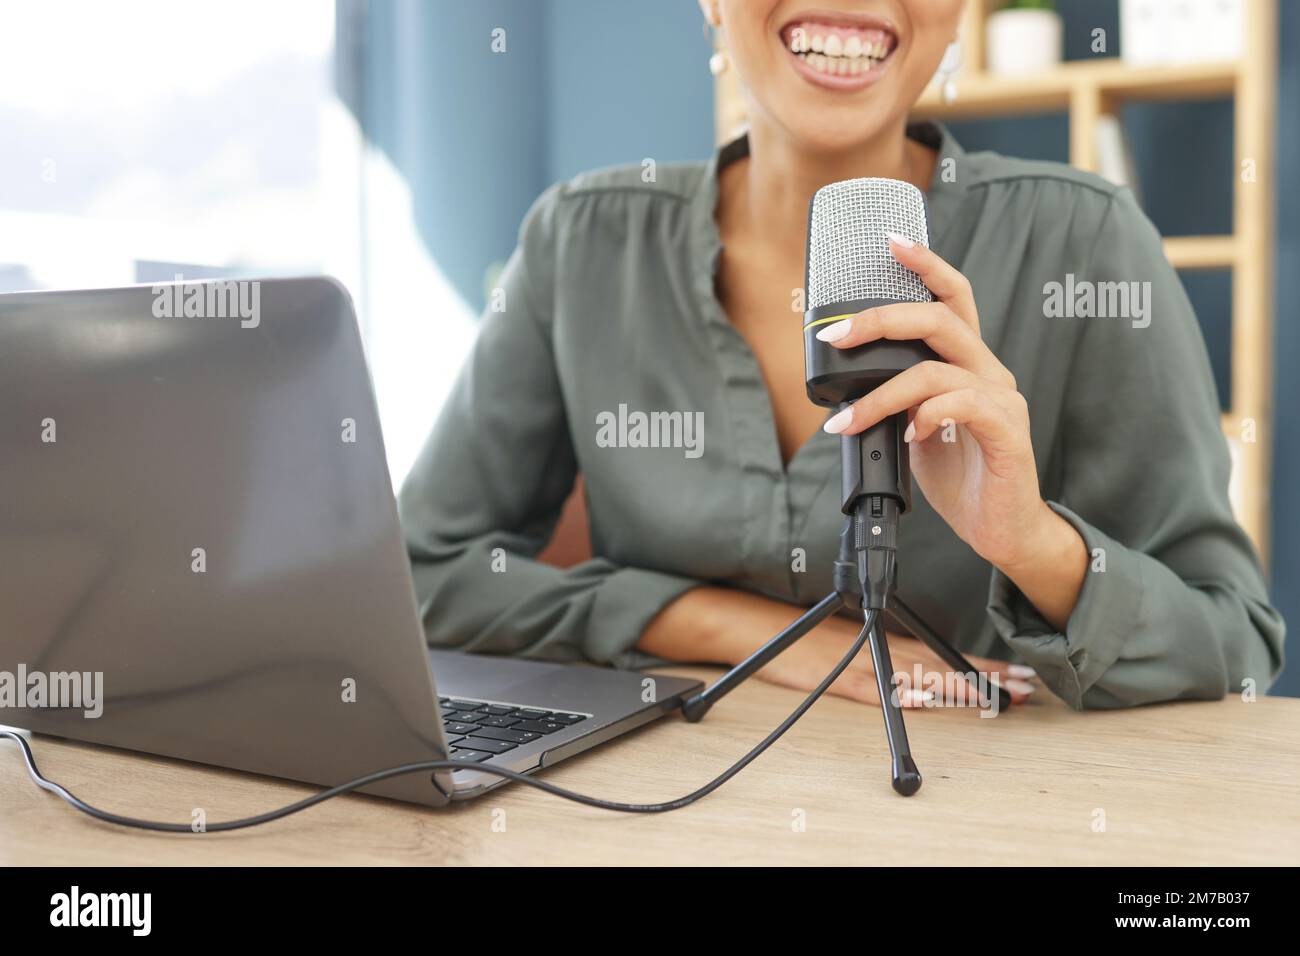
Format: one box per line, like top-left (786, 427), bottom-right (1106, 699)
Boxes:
top-left (779, 9), bottom-right (899, 91)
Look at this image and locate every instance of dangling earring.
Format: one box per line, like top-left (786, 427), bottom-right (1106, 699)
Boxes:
top-left (705, 19), bottom-right (729, 75)
top-left (937, 39), bottom-right (962, 103)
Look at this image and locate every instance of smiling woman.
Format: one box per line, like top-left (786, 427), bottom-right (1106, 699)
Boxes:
top-left (397, 0), bottom-right (1284, 713)
top-left (713, 0), bottom-right (960, 158)
top-left (783, 16), bottom-right (898, 87)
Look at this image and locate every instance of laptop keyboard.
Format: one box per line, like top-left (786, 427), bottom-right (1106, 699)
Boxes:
top-left (439, 697), bottom-right (589, 765)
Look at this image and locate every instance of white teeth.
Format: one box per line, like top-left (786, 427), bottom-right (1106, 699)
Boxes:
top-left (787, 23), bottom-right (893, 70)
top-left (794, 49), bottom-right (884, 74)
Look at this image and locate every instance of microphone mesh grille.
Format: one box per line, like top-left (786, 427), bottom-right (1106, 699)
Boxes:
top-left (806, 177), bottom-right (932, 309)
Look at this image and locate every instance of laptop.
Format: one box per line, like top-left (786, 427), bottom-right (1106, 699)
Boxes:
top-left (0, 277), bottom-right (702, 807)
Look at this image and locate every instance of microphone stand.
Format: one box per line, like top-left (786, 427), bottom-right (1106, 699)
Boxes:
top-left (679, 410), bottom-right (1010, 797)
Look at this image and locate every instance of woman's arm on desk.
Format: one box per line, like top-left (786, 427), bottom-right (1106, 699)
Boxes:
top-left (639, 586), bottom-right (1035, 707)
top-left (398, 189), bottom-right (701, 667)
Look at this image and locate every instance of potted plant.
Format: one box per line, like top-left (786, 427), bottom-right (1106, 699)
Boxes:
top-left (986, 0), bottom-right (1063, 75)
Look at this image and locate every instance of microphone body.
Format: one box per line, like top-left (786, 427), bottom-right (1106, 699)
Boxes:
top-left (803, 177), bottom-right (937, 609)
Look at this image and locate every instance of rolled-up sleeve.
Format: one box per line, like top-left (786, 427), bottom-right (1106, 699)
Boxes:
top-left (986, 188), bottom-right (1285, 708)
top-left (397, 185), bottom-right (699, 667)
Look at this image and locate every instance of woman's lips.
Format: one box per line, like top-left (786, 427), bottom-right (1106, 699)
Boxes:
top-left (779, 15), bottom-right (898, 91)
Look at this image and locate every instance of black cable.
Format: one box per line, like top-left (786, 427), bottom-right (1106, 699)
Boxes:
top-left (0, 612), bottom-right (876, 832)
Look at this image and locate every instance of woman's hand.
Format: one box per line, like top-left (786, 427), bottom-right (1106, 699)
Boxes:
top-left (816, 235), bottom-right (1087, 630)
top-left (755, 614), bottom-right (1037, 708)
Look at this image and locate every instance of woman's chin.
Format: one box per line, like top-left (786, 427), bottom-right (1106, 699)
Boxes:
top-left (773, 113), bottom-right (896, 156)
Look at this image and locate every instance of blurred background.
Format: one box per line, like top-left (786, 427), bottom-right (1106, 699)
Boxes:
top-left (1, 0), bottom-right (1295, 694)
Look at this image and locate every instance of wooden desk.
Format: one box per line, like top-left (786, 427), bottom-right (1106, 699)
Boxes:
top-left (2, 667), bottom-right (1297, 865)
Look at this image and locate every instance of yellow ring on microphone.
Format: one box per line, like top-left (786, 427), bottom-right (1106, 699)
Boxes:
top-left (802, 313), bottom-right (855, 333)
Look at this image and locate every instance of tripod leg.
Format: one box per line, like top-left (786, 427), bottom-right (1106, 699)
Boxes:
top-left (865, 612), bottom-right (922, 796)
top-left (681, 591), bottom-right (845, 723)
top-left (889, 596), bottom-right (1011, 711)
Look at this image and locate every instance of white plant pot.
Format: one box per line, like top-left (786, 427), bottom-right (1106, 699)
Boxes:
top-left (985, 9), bottom-right (1063, 75)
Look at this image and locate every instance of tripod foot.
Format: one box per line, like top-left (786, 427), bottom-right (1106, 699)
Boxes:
top-left (680, 697), bottom-right (708, 723)
top-left (891, 755), bottom-right (922, 796)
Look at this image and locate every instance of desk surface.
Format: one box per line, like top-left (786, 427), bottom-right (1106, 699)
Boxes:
top-left (3, 667), bottom-right (1297, 866)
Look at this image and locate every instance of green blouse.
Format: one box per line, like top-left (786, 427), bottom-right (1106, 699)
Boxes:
top-left (397, 123), bottom-right (1284, 709)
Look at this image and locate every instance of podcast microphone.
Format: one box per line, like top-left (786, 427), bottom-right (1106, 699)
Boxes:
top-left (803, 177), bottom-right (938, 612)
top-left (679, 177), bottom-right (1002, 797)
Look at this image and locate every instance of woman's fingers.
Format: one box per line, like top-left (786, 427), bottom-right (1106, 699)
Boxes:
top-left (991, 674), bottom-right (1038, 705)
top-left (823, 360), bottom-right (984, 437)
top-left (822, 362), bottom-right (1029, 463)
top-left (963, 652), bottom-right (1038, 703)
top-left (890, 642), bottom-right (1038, 706)
top-left (909, 386), bottom-right (1030, 464)
top-left (822, 637), bottom-right (1039, 708)
top-left (814, 301), bottom-right (1014, 388)
top-left (885, 234), bottom-right (979, 330)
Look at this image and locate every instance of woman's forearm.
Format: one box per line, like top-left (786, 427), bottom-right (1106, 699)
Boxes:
top-left (638, 586), bottom-right (811, 666)
top-left (642, 503), bottom-right (1087, 667)
top-left (997, 503), bottom-right (1089, 632)
top-left (637, 582), bottom-right (1040, 708)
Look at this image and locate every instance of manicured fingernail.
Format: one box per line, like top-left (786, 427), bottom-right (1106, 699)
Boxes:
top-left (1008, 664), bottom-right (1037, 679)
top-left (823, 407), bottom-right (854, 434)
top-left (902, 421), bottom-right (916, 443)
top-left (1004, 678), bottom-right (1036, 695)
top-left (887, 231), bottom-right (915, 249)
top-left (815, 319), bottom-right (852, 343)
top-left (899, 689), bottom-right (935, 707)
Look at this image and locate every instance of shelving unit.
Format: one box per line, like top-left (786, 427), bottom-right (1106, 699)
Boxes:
top-left (715, 0), bottom-right (1277, 558)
